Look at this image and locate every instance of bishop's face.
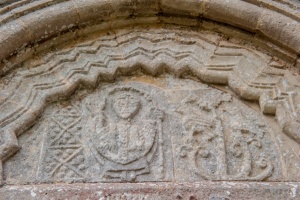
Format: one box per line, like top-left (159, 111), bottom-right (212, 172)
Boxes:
top-left (113, 93), bottom-right (141, 120)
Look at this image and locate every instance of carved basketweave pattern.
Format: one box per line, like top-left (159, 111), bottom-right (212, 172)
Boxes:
top-left (40, 105), bottom-right (86, 181)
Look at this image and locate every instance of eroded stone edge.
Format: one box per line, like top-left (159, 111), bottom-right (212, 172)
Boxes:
top-left (0, 0), bottom-right (300, 62)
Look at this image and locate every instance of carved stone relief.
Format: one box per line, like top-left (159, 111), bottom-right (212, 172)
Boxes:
top-left (86, 86), bottom-right (166, 182)
top-left (0, 25), bottom-right (299, 186)
top-left (3, 75), bottom-right (299, 184)
top-left (0, 0), bottom-right (300, 198)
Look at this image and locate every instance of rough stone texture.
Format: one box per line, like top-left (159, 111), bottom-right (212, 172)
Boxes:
top-left (1, 27), bottom-right (299, 169)
top-left (0, 0), bottom-right (300, 199)
top-left (4, 75), bottom-right (299, 184)
top-left (1, 0), bottom-right (300, 61)
top-left (1, 182), bottom-right (300, 200)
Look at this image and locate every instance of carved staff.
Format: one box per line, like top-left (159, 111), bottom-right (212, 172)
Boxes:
top-left (0, 161), bottom-right (2, 186)
top-left (153, 108), bottom-right (164, 179)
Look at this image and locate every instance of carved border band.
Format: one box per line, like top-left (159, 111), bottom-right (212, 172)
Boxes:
top-left (0, 0), bottom-right (300, 63)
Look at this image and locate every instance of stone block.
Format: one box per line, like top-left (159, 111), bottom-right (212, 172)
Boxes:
top-left (203, 0), bottom-right (262, 32)
top-left (160, 0), bottom-right (205, 16)
top-left (257, 9), bottom-right (300, 53)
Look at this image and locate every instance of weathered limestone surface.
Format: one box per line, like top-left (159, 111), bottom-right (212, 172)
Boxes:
top-left (1, 182), bottom-right (300, 200)
top-left (3, 75), bottom-right (296, 183)
top-left (0, 0), bottom-right (300, 199)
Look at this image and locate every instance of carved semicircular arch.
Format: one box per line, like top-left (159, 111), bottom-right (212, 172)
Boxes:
top-left (0, 0), bottom-right (299, 185)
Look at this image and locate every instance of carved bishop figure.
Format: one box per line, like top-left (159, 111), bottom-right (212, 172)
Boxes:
top-left (90, 86), bottom-right (164, 181)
